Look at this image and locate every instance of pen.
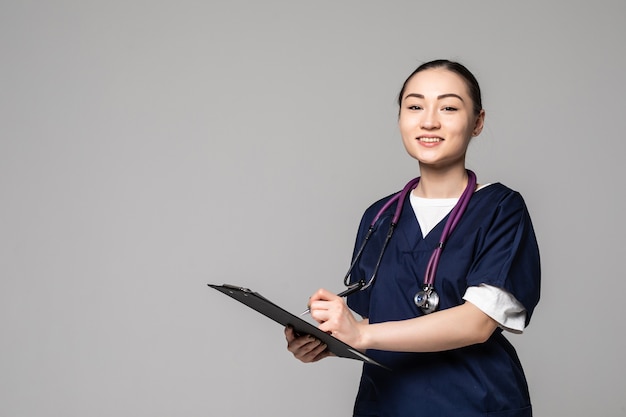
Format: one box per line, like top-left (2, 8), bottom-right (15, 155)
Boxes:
top-left (299, 281), bottom-right (364, 316)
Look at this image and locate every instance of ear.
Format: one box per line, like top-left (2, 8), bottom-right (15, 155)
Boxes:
top-left (472, 109), bottom-right (486, 137)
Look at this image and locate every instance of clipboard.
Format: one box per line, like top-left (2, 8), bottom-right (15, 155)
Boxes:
top-left (208, 283), bottom-right (389, 369)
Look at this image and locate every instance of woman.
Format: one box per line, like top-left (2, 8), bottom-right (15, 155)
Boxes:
top-left (285, 59), bottom-right (541, 417)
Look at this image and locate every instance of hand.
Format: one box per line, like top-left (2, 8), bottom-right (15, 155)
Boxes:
top-left (284, 326), bottom-right (331, 363)
top-left (308, 288), bottom-right (365, 350)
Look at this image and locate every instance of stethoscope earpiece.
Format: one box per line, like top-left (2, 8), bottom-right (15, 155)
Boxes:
top-left (414, 285), bottom-right (439, 314)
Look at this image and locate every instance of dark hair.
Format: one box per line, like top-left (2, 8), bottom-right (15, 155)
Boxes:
top-left (397, 59), bottom-right (483, 116)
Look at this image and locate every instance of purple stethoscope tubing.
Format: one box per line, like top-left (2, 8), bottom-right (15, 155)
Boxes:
top-left (342, 170), bottom-right (477, 308)
top-left (423, 169), bottom-right (476, 286)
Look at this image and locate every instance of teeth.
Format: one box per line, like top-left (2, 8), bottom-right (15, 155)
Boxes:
top-left (418, 137), bottom-right (442, 143)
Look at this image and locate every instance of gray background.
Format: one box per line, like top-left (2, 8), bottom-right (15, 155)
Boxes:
top-left (1, 1), bottom-right (624, 416)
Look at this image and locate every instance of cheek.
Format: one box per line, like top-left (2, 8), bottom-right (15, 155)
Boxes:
top-left (399, 126), bottom-right (414, 146)
top-left (448, 119), bottom-right (474, 139)
top-left (398, 115), bottom-right (414, 137)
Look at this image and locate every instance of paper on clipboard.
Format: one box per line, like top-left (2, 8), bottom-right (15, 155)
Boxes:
top-left (208, 283), bottom-right (389, 370)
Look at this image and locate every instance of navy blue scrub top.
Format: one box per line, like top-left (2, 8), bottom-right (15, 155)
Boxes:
top-left (347, 182), bottom-right (541, 417)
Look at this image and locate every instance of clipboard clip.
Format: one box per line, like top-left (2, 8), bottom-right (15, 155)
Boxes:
top-left (222, 284), bottom-right (252, 293)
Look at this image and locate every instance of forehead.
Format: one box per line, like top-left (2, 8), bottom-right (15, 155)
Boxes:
top-left (403, 68), bottom-right (471, 99)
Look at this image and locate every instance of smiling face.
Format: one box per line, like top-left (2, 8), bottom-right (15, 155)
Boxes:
top-left (398, 68), bottom-right (485, 171)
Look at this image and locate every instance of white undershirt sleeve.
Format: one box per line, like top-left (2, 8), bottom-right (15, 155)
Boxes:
top-left (463, 284), bottom-right (527, 334)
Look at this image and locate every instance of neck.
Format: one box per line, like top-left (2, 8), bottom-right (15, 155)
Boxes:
top-left (413, 167), bottom-right (470, 199)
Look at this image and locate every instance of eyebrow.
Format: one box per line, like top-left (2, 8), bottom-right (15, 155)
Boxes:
top-left (404, 93), bottom-right (465, 102)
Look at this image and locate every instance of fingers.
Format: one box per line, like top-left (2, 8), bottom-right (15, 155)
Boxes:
top-left (309, 296), bottom-right (348, 325)
top-left (308, 289), bottom-right (343, 322)
top-left (284, 288), bottom-right (350, 363)
top-left (285, 327), bottom-right (329, 363)
top-left (284, 326), bottom-right (296, 342)
top-left (309, 288), bottom-right (338, 304)
top-left (295, 337), bottom-right (329, 363)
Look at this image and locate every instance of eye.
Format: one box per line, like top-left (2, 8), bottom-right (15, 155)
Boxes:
top-left (442, 106), bottom-right (458, 112)
top-left (407, 105), bottom-right (422, 111)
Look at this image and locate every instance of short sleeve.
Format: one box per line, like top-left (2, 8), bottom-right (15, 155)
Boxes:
top-left (466, 191), bottom-right (541, 326)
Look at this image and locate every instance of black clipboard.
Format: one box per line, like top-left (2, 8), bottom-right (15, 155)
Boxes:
top-left (208, 283), bottom-right (388, 369)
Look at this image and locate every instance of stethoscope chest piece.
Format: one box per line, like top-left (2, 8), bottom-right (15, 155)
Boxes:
top-left (414, 285), bottom-right (439, 314)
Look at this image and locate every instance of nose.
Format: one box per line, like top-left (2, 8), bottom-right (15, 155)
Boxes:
top-left (421, 109), bottom-right (440, 129)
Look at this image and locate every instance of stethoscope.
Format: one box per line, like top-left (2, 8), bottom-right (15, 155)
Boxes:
top-left (341, 169), bottom-right (477, 314)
